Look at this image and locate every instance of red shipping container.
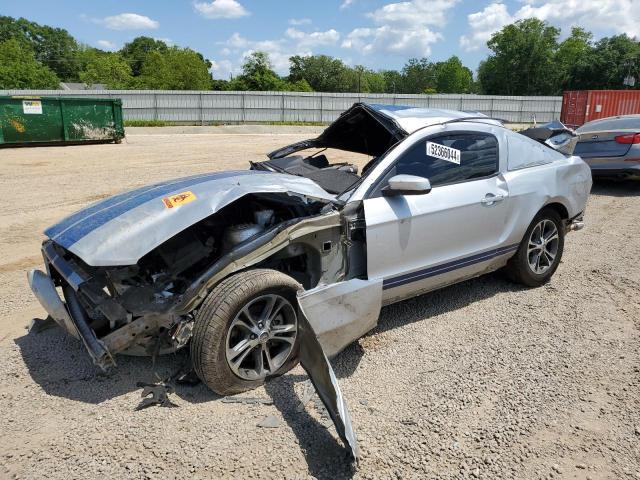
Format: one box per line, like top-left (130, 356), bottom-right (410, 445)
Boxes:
top-left (561, 90), bottom-right (640, 127)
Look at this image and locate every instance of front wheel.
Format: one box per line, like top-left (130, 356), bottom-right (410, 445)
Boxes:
top-left (191, 269), bottom-right (301, 395)
top-left (504, 208), bottom-right (565, 287)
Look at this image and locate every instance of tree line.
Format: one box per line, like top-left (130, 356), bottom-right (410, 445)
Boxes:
top-left (0, 16), bottom-right (638, 94)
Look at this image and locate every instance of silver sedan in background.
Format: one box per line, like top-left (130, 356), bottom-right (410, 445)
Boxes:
top-left (574, 114), bottom-right (640, 179)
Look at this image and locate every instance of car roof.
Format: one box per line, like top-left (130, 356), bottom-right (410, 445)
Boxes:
top-left (577, 114), bottom-right (640, 132)
top-left (366, 103), bottom-right (503, 133)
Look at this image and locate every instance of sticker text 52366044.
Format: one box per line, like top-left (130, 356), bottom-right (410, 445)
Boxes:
top-left (426, 142), bottom-right (461, 165)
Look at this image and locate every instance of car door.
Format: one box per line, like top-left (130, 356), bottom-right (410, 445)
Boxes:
top-left (362, 126), bottom-right (514, 303)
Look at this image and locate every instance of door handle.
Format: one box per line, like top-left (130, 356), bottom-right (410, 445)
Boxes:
top-left (481, 194), bottom-right (505, 205)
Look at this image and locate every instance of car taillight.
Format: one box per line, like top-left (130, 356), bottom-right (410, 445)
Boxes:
top-left (614, 133), bottom-right (640, 144)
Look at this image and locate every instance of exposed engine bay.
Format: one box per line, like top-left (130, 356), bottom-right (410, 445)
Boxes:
top-left (38, 190), bottom-right (367, 366)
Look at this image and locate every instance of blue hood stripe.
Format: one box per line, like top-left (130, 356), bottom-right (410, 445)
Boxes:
top-left (46, 170), bottom-right (271, 249)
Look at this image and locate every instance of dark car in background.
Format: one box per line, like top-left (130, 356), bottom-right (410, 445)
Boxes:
top-left (574, 115), bottom-right (640, 179)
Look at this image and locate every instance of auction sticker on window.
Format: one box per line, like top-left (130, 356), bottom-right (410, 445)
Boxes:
top-left (22, 100), bottom-right (42, 114)
top-left (426, 141), bottom-right (461, 164)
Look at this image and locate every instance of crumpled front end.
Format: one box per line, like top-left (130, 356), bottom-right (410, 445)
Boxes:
top-left (28, 240), bottom-right (191, 369)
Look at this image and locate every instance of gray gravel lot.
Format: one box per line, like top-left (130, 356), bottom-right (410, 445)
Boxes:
top-left (0, 127), bottom-right (639, 479)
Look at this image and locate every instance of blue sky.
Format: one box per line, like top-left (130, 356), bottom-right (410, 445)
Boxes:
top-left (2, 0), bottom-right (638, 79)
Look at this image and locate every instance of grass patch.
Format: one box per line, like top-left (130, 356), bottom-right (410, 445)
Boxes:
top-left (124, 120), bottom-right (169, 127)
top-left (262, 121), bottom-right (327, 126)
top-left (124, 120), bottom-right (327, 127)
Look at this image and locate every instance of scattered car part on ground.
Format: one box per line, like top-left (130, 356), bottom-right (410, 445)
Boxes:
top-left (135, 381), bottom-right (178, 411)
top-left (573, 114), bottom-right (640, 179)
top-left (27, 103), bottom-right (591, 445)
top-left (221, 396), bottom-right (274, 405)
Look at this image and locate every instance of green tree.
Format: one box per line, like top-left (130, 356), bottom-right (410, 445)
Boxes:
top-left (285, 78), bottom-right (314, 92)
top-left (401, 58), bottom-right (437, 93)
top-left (434, 56), bottom-right (473, 93)
top-left (136, 47), bottom-right (213, 90)
top-left (79, 51), bottom-right (133, 89)
top-left (230, 51), bottom-right (288, 91)
top-left (120, 36), bottom-right (169, 76)
top-left (362, 69), bottom-right (386, 93)
top-left (555, 27), bottom-right (593, 90)
top-left (0, 38), bottom-right (60, 88)
top-left (381, 69), bottom-right (403, 93)
top-left (570, 35), bottom-right (640, 90)
top-left (288, 55), bottom-right (353, 92)
top-left (0, 16), bottom-right (79, 81)
top-left (479, 19), bottom-right (560, 95)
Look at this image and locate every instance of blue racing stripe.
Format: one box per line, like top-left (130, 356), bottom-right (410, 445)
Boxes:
top-left (382, 243), bottom-right (519, 290)
top-left (45, 170), bottom-right (271, 249)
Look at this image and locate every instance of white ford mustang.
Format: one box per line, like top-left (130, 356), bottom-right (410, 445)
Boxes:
top-left (28, 103), bottom-right (591, 406)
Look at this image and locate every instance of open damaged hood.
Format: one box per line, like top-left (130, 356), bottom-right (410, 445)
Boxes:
top-left (44, 170), bottom-right (335, 266)
top-left (268, 102), bottom-right (496, 159)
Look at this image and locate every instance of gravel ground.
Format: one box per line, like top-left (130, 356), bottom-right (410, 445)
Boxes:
top-left (0, 127), bottom-right (639, 479)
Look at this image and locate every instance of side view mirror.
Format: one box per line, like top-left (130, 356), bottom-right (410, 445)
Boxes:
top-left (382, 174), bottom-right (432, 197)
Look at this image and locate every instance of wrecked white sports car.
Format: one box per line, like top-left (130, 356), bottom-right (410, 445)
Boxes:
top-left (29, 103), bottom-right (592, 397)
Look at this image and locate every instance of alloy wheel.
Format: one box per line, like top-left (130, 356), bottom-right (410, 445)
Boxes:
top-left (527, 219), bottom-right (559, 275)
top-left (225, 294), bottom-right (297, 381)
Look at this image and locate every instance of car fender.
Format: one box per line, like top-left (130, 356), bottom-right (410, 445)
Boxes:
top-left (297, 278), bottom-right (383, 357)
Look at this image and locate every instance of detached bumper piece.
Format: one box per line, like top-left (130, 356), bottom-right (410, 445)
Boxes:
top-left (28, 268), bottom-right (114, 369)
top-left (28, 241), bottom-right (117, 370)
top-left (27, 269), bottom-right (78, 338)
top-left (297, 307), bottom-right (360, 462)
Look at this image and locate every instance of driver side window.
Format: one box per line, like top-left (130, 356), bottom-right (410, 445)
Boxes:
top-left (371, 132), bottom-right (499, 197)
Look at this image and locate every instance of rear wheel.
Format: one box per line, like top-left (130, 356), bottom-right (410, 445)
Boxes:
top-left (505, 208), bottom-right (565, 287)
top-left (191, 269), bottom-right (301, 395)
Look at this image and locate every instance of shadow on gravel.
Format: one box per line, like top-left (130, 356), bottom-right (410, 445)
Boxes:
top-left (371, 271), bottom-right (523, 338)
top-left (591, 178), bottom-right (640, 197)
top-left (14, 327), bottom-right (215, 404)
top-left (15, 272), bottom-right (521, 476)
top-left (16, 271), bottom-right (517, 405)
top-left (264, 375), bottom-right (356, 480)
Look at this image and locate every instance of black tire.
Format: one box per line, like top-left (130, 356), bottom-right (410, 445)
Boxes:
top-left (504, 208), bottom-right (565, 287)
top-left (191, 269), bottom-right (301, 395)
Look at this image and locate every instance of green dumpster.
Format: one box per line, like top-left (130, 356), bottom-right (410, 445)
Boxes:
top-left (0, 96), bottom-right (125, 146)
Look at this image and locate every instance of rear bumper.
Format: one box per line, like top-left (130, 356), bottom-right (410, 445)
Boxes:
top-left (586, 161), bottom-right (640, 178)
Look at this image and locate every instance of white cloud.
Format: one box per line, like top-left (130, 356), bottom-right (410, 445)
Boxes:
top-left (342, 0), bottom-right (458, 56)
top-left (459, 3), bottom-right (512, 51)
top-left (340, 0), bottom-right (357, 9)
top-left (367, 0), bottom-right (459, 26)
top-left (217, 32), bottom-right (314, 75)
top-left (96, 40), bottom-right (117, 51)
top-left (100, 13), bottom-right (159, 30)
top-left (289, 18), bottom-right (311, 26)
top-left (210, 59), bottom-right (238, 79)
top-left (460, 0), bottom-right (639, 52)
top-left (285, 28), bottom-right (340, 48)
top-left (517, 0), bottom-right (639, 38)
top-left (342, 26), bottom-right (442, 55)
top-left (194, 0), bottom-right (249, 19)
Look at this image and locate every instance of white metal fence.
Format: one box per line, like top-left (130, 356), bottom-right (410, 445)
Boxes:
top-left (0, 90), bottom-right (563, 124)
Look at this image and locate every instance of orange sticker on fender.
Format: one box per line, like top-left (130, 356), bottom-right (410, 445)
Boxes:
top-left (162, 191), bottom-right (196, 209)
